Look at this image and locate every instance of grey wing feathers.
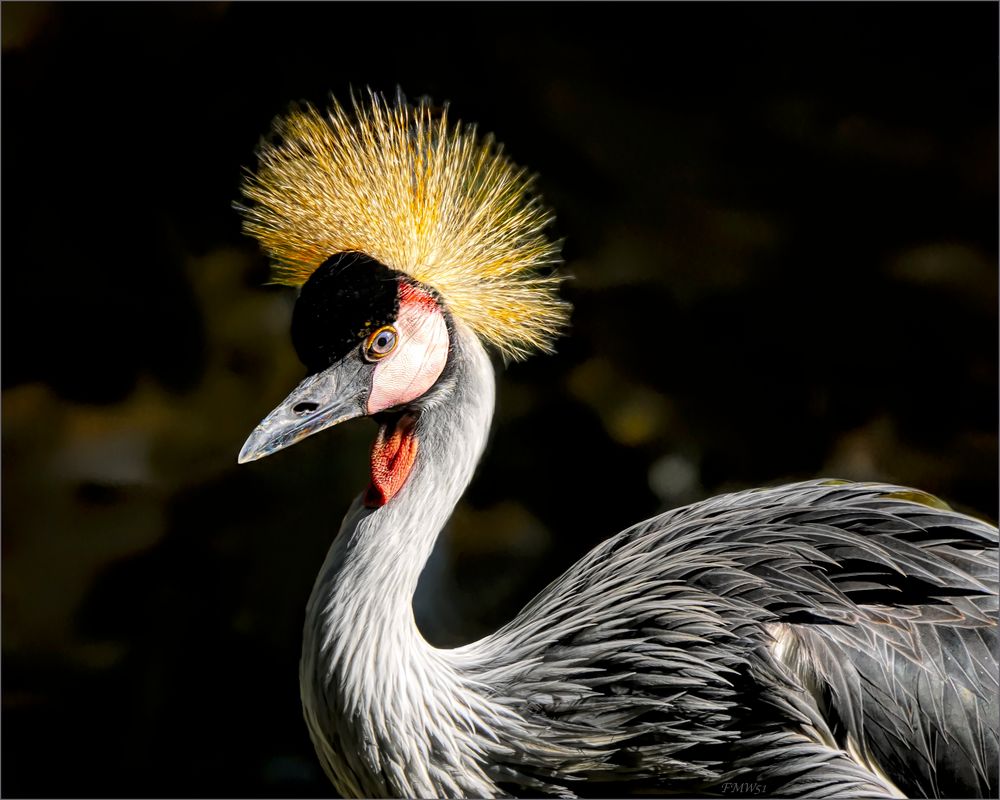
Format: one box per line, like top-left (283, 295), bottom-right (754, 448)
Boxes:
top-left (470, 480), bottom-right (998, 798)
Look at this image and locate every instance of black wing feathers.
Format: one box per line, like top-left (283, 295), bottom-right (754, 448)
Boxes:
top-left (477, 480), bottom-right (997, 798)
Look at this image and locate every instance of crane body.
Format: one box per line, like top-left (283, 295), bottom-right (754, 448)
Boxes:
top-left (236, 94), bottom-right (999, 798)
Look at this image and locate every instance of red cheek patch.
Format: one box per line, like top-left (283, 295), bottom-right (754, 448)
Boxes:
top-left (364, 415), bottom-right (419, 508)
top-left (398, 281), bottom-right (439, 310)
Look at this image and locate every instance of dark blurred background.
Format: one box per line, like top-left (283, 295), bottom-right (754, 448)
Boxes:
top-left (2, 2), bottom-right (997, 797)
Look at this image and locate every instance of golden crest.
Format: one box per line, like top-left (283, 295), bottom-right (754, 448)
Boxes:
top-left (239, 91), bottom-right (569, 361)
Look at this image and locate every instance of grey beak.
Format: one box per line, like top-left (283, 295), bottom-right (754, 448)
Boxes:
top-left (238, 361), bottom-right (369, 464)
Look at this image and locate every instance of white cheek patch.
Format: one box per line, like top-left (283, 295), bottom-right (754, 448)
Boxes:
top-left (367, 300), bottom-right (449, 414)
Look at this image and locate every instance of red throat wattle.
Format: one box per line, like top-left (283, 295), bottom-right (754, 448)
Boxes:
top-left (364, 414), bottom-right (419, 508)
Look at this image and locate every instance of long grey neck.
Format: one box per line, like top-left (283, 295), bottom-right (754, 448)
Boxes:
top-left (300, 323), bottom-right (501, 797)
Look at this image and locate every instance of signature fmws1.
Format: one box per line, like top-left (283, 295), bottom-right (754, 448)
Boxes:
top-left (721, 782), bottom-right (768, 795)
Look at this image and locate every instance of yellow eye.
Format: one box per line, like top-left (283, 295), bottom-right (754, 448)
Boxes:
top-left (364, 325), bottom-right (398, 360)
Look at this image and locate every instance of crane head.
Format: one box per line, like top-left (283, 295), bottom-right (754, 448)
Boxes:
top-left (238, 251), bottom-right (451, 505)
top-left (236, 91), bottom-right (572, 503)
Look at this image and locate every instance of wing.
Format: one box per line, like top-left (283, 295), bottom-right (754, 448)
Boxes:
top-left (462, 480), bottom-right (998, 798)
top-left (749, 483), bottom-right (999, 799)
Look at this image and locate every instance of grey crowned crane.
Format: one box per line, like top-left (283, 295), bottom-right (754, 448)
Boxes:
top-left (236, 93), bottom-right (998, 799)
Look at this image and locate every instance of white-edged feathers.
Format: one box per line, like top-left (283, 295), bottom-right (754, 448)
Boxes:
top-left (239, 91), bottom-right (570, 361)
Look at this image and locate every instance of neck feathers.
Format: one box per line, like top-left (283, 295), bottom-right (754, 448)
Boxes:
top-left (300, 322), bottom-right (500, 797)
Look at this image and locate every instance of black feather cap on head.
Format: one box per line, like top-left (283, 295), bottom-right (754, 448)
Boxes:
top-left (291, 252), bottom-right (401, 375)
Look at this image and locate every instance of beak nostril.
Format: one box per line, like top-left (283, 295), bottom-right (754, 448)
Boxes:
top-left (293, 401), bottom-right (319, 416)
